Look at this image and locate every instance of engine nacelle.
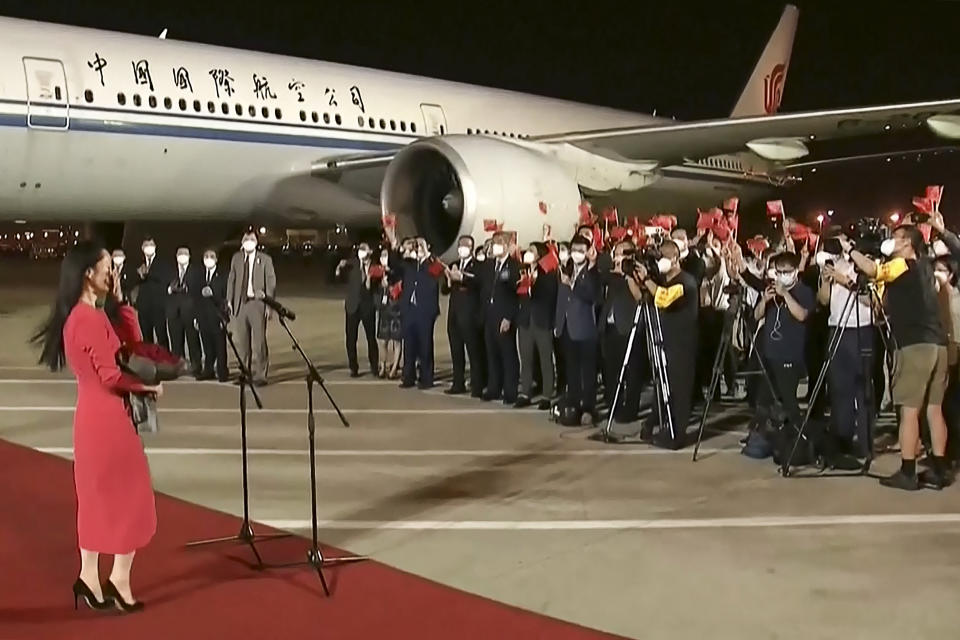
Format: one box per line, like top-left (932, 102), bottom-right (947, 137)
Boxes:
top-left (381, 135), bottom-right (582, 259)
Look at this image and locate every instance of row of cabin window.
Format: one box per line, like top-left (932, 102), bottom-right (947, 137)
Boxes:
top-left (466, 128), bottom-right (526, 139)
top-left (350, 113), bottom-right (417, 134)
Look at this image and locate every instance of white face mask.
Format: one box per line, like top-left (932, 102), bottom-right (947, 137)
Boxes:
top-left (880, 238), bottom-right (896, 257)
top-left (380, 255), bottom-right (389, 266)
top-left (242, 240), bottom-right (257, 253)
top-left (571, 251), bottom-right (586, 265)
top-left (935, 271), bottom-right (950, 284)
top-left (112, 255), bottom-right (125, 266)
top-left (558, 250), bottom-right (570, 263)
top-left (523, 251), bottom-right (536, 265)
top-left (176, 254), bottom-right (190, 266)
top-left (358, 249), bottom-right (369, 260)
top-left (203, 257), bottom-right (216, 269)
top-left (815, 251), bottom-right (836, 269)
top-left (403, 249), bottom-right (415, 259)
top-left (475, 253), bottom-right (486, 262)
top-left (457, 246), bottom-right (472, 259)
top-left (417, 247), bottom-right (428, 259)
top-left (777, 271), bottom-right (797, 287)
top-left (491, 244), bottom-right (505, 258)
top-left (142, 245), bottom-right (156, 257)
top-left (656, 258), bottom-right (673, 274)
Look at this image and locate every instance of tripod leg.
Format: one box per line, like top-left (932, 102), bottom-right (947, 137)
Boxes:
top-left (693, 339), bottom-right (729, 461)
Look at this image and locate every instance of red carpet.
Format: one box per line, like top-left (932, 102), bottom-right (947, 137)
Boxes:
top-left (0, 439), bottom-right (621, 640)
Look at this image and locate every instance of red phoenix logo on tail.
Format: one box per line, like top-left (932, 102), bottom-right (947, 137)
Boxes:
top-left (763, 63), bottom-right (786, 114)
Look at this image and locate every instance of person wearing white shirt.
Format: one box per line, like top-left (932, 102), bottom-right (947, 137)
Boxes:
top-left (226, 230), bottom-right (276, 386)
top-left (166, 245), bottom-right (202, 376)
top-left (133, 236), bottom-right (171, 348)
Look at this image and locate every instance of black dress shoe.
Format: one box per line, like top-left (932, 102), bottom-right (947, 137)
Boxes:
top-left (217, 374), bottom-right (229, 383)
top-left (73, 578), bottom-right (113, 611)
top-left (197, 372), bottom-right (214, 381)
top-left (481, 392), bottom-right (501, 402)
top-left (417, 383), bottom-right (434, 390)
top-left (399, 382), bottom-right (415, 389)
top-left (471, 390), bottom-right (484, 399)
top-left (349, 370), bottom-right (361, 378)
top-left (537, 399), bottom-right (551, 411)
top-left (879, 470), bottom-right (919, 491)
top-left (445, 386), bottom-right (466, 395)
top-left (102, 580), bottom-right (144, 613)
top-left (513, 396), bottom-right (531, 408)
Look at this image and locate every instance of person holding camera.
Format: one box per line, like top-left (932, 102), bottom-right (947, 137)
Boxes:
top-left (627, 240), bottom-right (698, 448)
top-left (817, 249), bottom-right (876, 459)
top-left (602, 240), bottom-right (644, 423)
top-left (753, 252), bottom-right (815, 442)
top-left (841, 227), bottom-right (951, 489)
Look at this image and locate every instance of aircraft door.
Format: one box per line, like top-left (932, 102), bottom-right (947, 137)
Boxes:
top-left (23, 57), bottom-right (69, 130)
top-left (419, 103), bottom-right (448, 136)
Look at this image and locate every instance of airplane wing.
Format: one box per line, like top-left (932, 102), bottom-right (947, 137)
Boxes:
top-left (532, 99), bottom-right (960, 165)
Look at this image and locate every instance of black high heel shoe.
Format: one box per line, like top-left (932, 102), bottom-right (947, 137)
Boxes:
top-left (72, 578), bottom-right (114, 611)
top-left (102, 580), bottom-right (145, 613)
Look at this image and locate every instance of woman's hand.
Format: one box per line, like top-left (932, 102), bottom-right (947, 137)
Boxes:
top-left (144, 383), bottom-right (163, 397)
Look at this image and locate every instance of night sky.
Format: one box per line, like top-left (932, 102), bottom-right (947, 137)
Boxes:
top-left (5, 0), bottom-right (960, 226)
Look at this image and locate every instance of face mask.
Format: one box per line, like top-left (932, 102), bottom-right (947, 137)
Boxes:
top-left (880, 238), bottom-right (896, 257)
top-left (571, 251), bottom-right (586, 265)
top-left (523, 251), bottom-right (536, 265)
top-left (403, 250), bottom-right (415, 259)
top-left (492, 244), bottom-right (505, 258)
top-left (457, 246), bottom-right (471, 259)
top-left (112, 256), bottom-right (125, 266)
top-left (203, 257), bottom-right (216, 269)
top-left (558, 250), bottom-right (570, 263)
top-left (933, 239), bottom-right (950, 257)
top-left (417, 248), bottom-right (428, 259)
top-left (475, 253), bottom-right (486, 262)
top-left (656, 258), bottom-right (673, 274)
top-left (777, 271), bottom-right (797, 287)
top-left (935, 271), bottom-right (950, 284)
top-left (380, 255), bottom-right (389, 266)
top-left (242, 240), bottom-right (257, 253)
top-left (177, 254), bottom-right (189, 266)
top-left (358, 249), bottom-right (369, 260)
top-left (142, 245), bottom-right (156, 257)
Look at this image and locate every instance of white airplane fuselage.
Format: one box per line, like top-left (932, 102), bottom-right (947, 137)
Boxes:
top-left (0, 17), bottom-right (776, 226)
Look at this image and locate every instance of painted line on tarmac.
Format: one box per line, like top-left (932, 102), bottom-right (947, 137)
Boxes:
top-left (0, 406), bottom-right (529, 414)
top-left (259, 513), bottom-right (960, 531)
top-left (35, 446), bottom-right (735, 457)
top-left (0, 378), bottom-right (401, 386)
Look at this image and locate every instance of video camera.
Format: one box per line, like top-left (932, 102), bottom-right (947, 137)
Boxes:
top-left (846, 217), bottom-right (888, 256)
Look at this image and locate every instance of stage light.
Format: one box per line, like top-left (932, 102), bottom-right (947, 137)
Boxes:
top-left (259, 226), bottom-right (267, 235)
top-left (817, 214), bottom-right (825, 223)
top-left (890, 212), bottom-right (901, 223)
top-left (827, 210), bottom-right (834, 217)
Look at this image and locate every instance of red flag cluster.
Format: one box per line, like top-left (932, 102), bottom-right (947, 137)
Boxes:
top-left (766, 200), bottom-right (785, 218)
top-left (696, 207), bottom-right (733, 241)
top-left (913, 185), bottom-right (944, 216)
top-left (538, 245), bottom-right (560, 273)
top-left (746, 235), bottom-right (769, 257)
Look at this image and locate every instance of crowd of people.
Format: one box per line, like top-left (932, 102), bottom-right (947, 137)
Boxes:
top-left (336, 198), bottom-right (959, 491)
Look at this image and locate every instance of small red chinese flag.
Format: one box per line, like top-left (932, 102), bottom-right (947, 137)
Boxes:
top-left (807, 232), bottom-right (819, 251)
top-left (427, 259), bottom-right (445, 278)
top-left (368, 264), bottom-right (385, 280)
top-left (726, 212), bottom-right (740, 235)
top-left (538, 250), bottom-right (559, 273)
top-left (649, 215), bottom-right (676, 232)
top-left (578, 201), bottom-right (594, 225)
top-left (696, 209), bottom-right (717, 232)
top-left (483, 219), bottom-right (500, 232)
top-left (790, 223), bottom-right (811, 241)
top-left (926, 185), bottom-right (943, 211)
top-left (746, 235), bottom-right (769, 256)
top-left (538, 201), bottom-right (548, 215)
top-left (918, 223), bottom-right (933, 243)
top-left (766, 200), bottom-right (784, 217)
top-left (591, 224), bottom-right (603, 252)
top-left (603, 206), bottom-right (619, 224)
top-left (712, 218), bottom-right (731, 242)
top-left (723, 197), bottom-right (740, 214)
top-left (388, 281), bottom-right (403, 300)
top-left (516, 273), bottom-right (533, 296)
top-left (912, 196), bottom-right (934, 215)
top-left (382, 212), bottom-right (397, 229)
top-left (609, 226), bottom-right (628, 241)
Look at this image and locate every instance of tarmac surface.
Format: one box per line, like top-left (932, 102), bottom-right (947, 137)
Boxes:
top-left (1, 258), bottom-right (958, 639)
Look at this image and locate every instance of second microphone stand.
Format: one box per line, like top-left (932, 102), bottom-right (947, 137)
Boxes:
top-left (275, 313), bottom-right (365, 596)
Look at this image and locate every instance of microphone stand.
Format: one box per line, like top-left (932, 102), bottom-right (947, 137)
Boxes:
top-left (274, 313), bottom-right (364, 597)
top-left (185, 312), bottom-right (290, 566)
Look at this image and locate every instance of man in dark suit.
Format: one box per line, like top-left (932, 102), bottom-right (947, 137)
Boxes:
top-left (193, 247), bottom-right (229, 382)
top-left (111, 249), bottom-right (136, 302)
top-left (443, 235), bottom-right (485, 397)
top-left (482, 232), bottom-right (521, 405)
top-left (336, 242), bottom-right (379, 377)
top-left (226, 229), bottom-right (276, 386)
top-left (601, 241), bottom-right (644, 422)
top-left (555, 235), bottom-right (601, 424)
top-left (167, 245), bottom-right (202, 376)
top-left (517, 242), bottom-right (558, 410)
top-left (133, 236), bottom-right (171, 348)
top-left (394, 236), bottom-right (441, 389)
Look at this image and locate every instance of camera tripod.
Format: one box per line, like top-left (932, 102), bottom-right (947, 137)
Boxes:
top-left (601, 291), bottom-right (675, 445)
top-left (781, 280), bottom-right (892, 477)
top-left (692, 284), bottom-right (785, 461)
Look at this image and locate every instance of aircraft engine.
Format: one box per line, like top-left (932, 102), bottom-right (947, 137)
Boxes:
top-left (381, 135), bottom-right (582, 258)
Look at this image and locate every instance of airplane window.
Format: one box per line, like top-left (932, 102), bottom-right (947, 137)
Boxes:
top-left (207, 101), bottom-right (215, 113)
top-left (358, 116), bottom-right (364, 127)
top-left (441, 125), bottom-right (447, 135)
top-left (300, 110), bottom-right (306, 122)
top-left (411, 122), bottom-right (416, 133)
top-left (368, 117), bottom-right (375, 128)
top-left (84, 89), bottom-right (93, 103)
top-left (179, 98), bottom-right (187, 111)
top-left (275, 108), bottom-right (282, 119)
top-left (133, 94), bottom-right (142, 107)
top-left (117, 93), bottom-right (126, 105)
top-left (310, 112), bottom-right (318, 123)
top-left (335, 114), bottom-right (342, 125)
top-left (163, 97), bottom-right (172, 109)
top-left (390, 120), bottom-right (396, 131)
top-left (235, 104), bottom-right (242, 116)
top-left (55, 87), bottom-right (62, 100)
top-left (261, 106), bottom-right (269, 118)
top-left (148, 96), bottom-right (157, 108)
top-left (323, 113), bottom-right (330, 125)
top-left (379, 119), bottom-right (386, 129)
top-left (401, 121), bottom-right (407, 132)
top-left (467, 128), bottom-right (473, 135)
top-left (193, 100), bottom-right (201, 112)
top-left (248, 105), bottom-right (256, 117)
top-left (484, 129), bottom-right (489, 134)
top-left (222, 102), bottom-right (229, 115)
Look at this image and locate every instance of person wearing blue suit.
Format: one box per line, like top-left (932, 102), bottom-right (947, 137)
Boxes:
top-left (393, 236), bottom-right (440, 389)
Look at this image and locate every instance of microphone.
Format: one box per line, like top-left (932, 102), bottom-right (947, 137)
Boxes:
top-left (262, 295), bottom-right (296, 321)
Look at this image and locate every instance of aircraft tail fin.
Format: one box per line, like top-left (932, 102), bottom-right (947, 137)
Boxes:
top-left (730, 5), bottom-right (798, 118)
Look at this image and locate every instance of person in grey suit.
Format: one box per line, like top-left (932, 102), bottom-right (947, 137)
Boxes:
top-left (225, 230), bottom-right (276, 386)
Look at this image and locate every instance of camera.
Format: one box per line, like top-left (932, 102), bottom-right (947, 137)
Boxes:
top-left (847, 217), bottom-right (888, 256)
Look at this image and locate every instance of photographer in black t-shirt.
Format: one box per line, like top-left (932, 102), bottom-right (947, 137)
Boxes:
top-left (753, 252), bottom-right (815, 438)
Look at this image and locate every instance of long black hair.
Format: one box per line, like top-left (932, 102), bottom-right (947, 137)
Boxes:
top-left (31, 240), bottom-right (106, 372)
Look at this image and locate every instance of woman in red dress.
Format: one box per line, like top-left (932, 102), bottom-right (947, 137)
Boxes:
top-left (32, 241), bottom-right (161, 613)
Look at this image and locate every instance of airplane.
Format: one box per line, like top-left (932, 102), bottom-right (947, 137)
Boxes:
top-left (1, 5), bottom-right (959, 257)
